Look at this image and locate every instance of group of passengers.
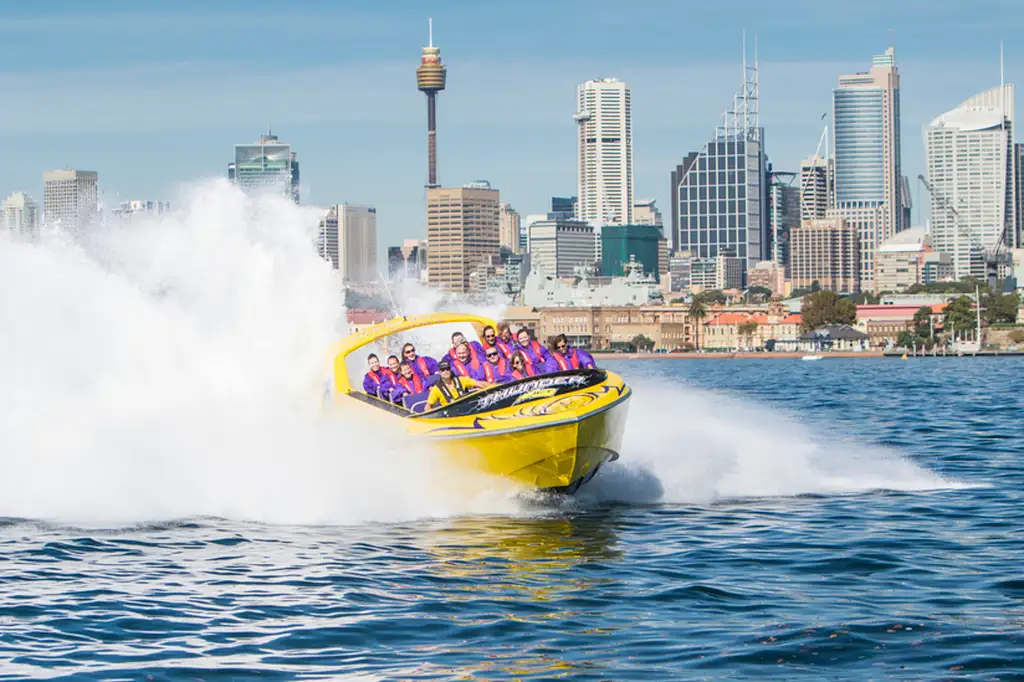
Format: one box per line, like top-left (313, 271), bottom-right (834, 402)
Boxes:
top-left (362, 322), bottom-right (597, 409)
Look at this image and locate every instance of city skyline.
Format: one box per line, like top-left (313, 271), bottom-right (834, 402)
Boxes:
top-left (0, 1), bottom-right (1021, 267)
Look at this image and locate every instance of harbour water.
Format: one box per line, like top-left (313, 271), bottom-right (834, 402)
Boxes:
top-left (2, 358), bottom-right (1022, 680)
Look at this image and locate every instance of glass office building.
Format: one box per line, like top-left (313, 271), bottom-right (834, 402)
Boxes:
top-left (228, 133), bottom-right (300, 204)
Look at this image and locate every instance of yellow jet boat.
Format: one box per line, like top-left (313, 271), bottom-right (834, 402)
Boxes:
top-left (324, 312), bottom-right (632, 493)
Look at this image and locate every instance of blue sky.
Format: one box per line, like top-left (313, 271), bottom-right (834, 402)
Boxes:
top-left (1, 0), bottom-right (1021, 257)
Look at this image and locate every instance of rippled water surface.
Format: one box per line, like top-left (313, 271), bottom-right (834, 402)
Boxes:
top-left (3, 358), bottom-right (1023, 681)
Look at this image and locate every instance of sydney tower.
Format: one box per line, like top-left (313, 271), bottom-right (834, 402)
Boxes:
top-left (416, 19), bottom-right (447, 189)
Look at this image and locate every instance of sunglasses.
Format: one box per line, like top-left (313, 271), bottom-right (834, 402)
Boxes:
top-left (404, 349), bottom-right (415, 354)
top-left (557, 343), bottom-right (567, 349)
top-left (486, 351), bottom-right (499, 357)
top-left (440, 367), bottom-right (451, 372)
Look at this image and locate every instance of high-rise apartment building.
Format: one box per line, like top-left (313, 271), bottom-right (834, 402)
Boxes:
top-left (228, 132), bottom-right (300, 203)
top-left (790, 217), bottom-right (860, 294)
top-left (43, 170), bottom-right (98, 230)
top-left (575, 78), bottom-right (634, 226)
top-left (499, 203), bottom-right (521, 253)
top-left (799, 155), bottom-right (834, 222)
top-left (1015, 142), bottom-right (1024, 247)
top-left (317, 204), bottom-right (378, 283)
top-left (832, 46), bottom-right (902, 291)
top-left (3, 191), bottom-right (39, 237)
top-left (671, 55), bottom-right (769, 283)
top-left (427, 183), bottom-right (500, 292)
top-left (925, 84), bottom-right (1016, 280)
top-left (527, 219), bottom-right (595, 278)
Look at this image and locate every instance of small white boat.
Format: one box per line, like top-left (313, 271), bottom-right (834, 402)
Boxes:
top-left (801, 354), bottom-right (824, 361)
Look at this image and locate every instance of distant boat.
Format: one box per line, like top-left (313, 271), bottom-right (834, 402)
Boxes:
top-left (801, 354), bottom-right (824, 361)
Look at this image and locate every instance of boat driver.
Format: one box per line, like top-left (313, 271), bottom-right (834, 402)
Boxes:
top-left (425, 359), bottom-right (491, 409)
top-left (401, 342), bottom-right (438, 380)
top-left (362, 353), bottom-right (394, 398)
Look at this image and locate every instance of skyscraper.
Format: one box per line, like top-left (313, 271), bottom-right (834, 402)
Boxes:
top-left (925, 84), bottom-right (1016, 280)
top-left (799, 154), bottom-right (834, 222)
top-left (416, 19), bottom-right (446, 188)
top-left (427, 182), bottom-right (500, 292)
top-left (671, 49), bottom-right (769, 283)
top-left (317, 204), bottom-right (378, 283)
top-left (575, 78), bottom-right (634, 226)
top-left (551, 196), bottom-right (577, 219)
top-left (499, 203), bottom-right (521, 253)
top-left (43, 170), bottom-right (98, 230)
top-left (228, 132), bottom-right (300, 203)
top-left (527, 219), bottom-right (595, 277)
top-left (3, 191), bottom-right (39, 237)
top-left (790, 217), bottom-right (860, 294)
top-left (833, 46), bottom-right (902, 291)
top-left (633, 199), bottom-right (663, 227)
top-left (769, 178), bottom-right (800, 269)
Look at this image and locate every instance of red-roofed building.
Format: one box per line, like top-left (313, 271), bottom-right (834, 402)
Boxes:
top-left (347, 309), bottom-right (391, 334)
top-left (855, 303), bottom-right (947, 348)
top-left (705, 310), bottom-right (802, 350)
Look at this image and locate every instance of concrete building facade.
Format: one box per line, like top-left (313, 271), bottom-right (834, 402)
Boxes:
top-left (43, 170), bottom-right (98, 230)
top-left (925, 84), bottom-right (1016, 280)
top-left (576, 78), bottom-right (634, 226)
top-left (527, 219), bottom-right (595, 278)
top-left (498, 203), bottom-right (521, 254)
top-left (3, 191), bottom-right (39, 237)
top-left (790, 217), bottom-right (860, 293)
top-left (427, 184), bottom-right (500, 292)
top-left (318, 204), bottom-right (378, 284)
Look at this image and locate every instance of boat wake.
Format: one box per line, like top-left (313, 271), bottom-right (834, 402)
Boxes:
top-left (579, 378), bottom-right (963, 506)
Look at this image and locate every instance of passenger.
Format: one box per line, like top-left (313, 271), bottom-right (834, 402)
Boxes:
top-left (401, 343), bottom-right (438, 380)
top-left (425, 360), bottom-right (491, 409)
top-left (481, 344), bottom-right (512, 383)
top-left (508, 352), bottom-right (538, 381)
top-left (450, 341), bottom-right (485, 380)
top-left (448, 331), bottom-right (486, 363)
top-left (549, 334), bottom-right (597, 370)
top-left (514, 328), bottom-right (558, 374)
top-left (384, 355), bottom-right (401, 382)
top-left (362, 353), bottom-right (394, 398)
top-left (494, 322), bottom-right (516, 359)
top-left (390, 360), bottom-right (426, 406)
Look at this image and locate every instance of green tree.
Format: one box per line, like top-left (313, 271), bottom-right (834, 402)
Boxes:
top-left (688, 298), bottom-right (708, 350)
top-left (810, 280), bottom-right (822, 293)
top-left (896, 330), bottom-right (918, 349)
top-left (631, 334), bottom-right (655, 352)
top-left (1009, 329), bottom-right (1024, 344)
top-left (800, 290), bottom-right (857, 331)
top-left (944, 295), bottom-right (976, 336)
top-left (746, 286), bottom-right (773, 302)
top-left (738, 320), bottom-right (759, 349)
top-left (696, 289), bottom-right (727, 306)
top-left (913, 305), bottom-right (934, 337)
top-left (984, 291), bottom-right (1020, 325)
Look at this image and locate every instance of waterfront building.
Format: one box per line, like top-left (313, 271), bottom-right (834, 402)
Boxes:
top-left (347, 309), bottom-right (391, 334)
top-left (800, 155), bottom-right (834, 222)
top-left (855, 302), bottom-right (947, 348)
top-left (228, 132), bottom-right (300, 203)
top-left (3, 191), bottom-right (39, 237)
top-left (798, 324), bottom-right (871, 352)
top-left (633, 199), bottom-right (663, 227)
top-left (505, 304), bottom-right (696, 350)
top-left (705, 310), bottom-right (803, 351)
top-left (575, 78), bottom-right (634, 226)
top-left (925, 84), bottom-right (1017, 280)
top-left (498, 203), bottom-right (521, 253)
top-left (671, 51), bottom-right (769, 283)
top-left (318, 204), bottom-right (378, 284)
top-left (789, 217), bottom-right (860, 294)
top-left (426, 182), bottom-right (500, 293)
top-left (388, 239), bottom-right (427, 280)
top-left (600, 224), bottom-right (661, 280)
top-left (43, 170), bottom-right (98, 230)
top-left (833, 46), bottom-right (903, 291)
top-left (527, 218), bottom-right (595, 277)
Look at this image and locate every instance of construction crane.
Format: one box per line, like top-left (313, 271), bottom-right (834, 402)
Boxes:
top-left (917, 174), bottom-right (1009, 292)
